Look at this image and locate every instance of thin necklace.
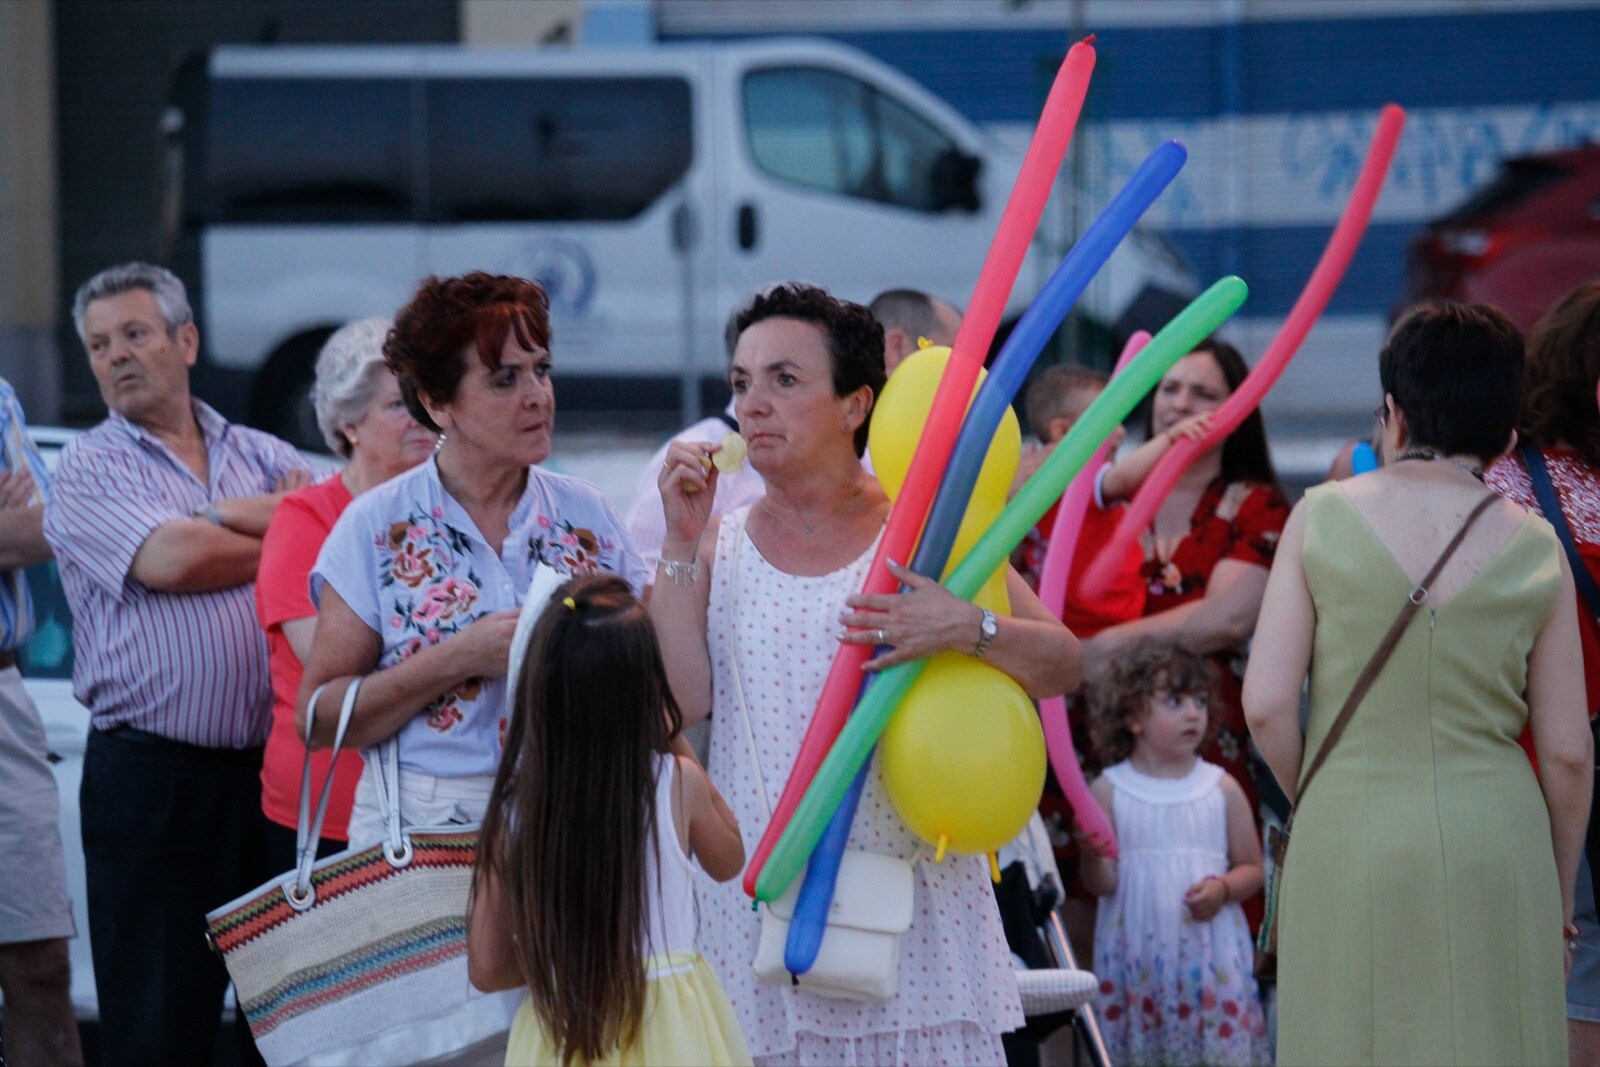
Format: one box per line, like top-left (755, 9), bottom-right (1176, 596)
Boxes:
top-left (761, 490), bottom-right (859, 536)
top-left (1392, 447), bottom-right (1485, 482)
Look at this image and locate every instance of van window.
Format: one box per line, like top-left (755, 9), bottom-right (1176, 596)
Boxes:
top-left (203, 77), bottom-right (414, 223)
top-left (426, 77), bottom-right (692, 222)
top-left (743, 68), bottom-right (959, 212)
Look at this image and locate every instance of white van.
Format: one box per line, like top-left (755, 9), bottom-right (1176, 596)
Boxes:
top-left (161, 39), bottom-right (1192, 446)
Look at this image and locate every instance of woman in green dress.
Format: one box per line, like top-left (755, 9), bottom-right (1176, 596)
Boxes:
top-left (1244, 302), bottom-right (1591, 1066)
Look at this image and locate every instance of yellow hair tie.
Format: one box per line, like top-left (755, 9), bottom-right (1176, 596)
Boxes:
top-left (562, 596), bottom-right (576, 610)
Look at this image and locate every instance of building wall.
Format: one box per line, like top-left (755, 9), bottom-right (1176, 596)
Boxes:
top-left (661, 0), bottom-right (1600, 428)
top-left (0, 0), bottom-right (60, 420)
top-left (50, 0), bottom-right (459, 424)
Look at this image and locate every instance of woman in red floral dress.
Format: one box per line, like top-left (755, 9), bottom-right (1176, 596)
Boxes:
top-left (1486, 282), bottom-right (1600, 1066)
top-left (1083, 342), bottom-right (1288, 925)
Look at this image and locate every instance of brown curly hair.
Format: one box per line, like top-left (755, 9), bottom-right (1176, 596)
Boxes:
top-left (385, 272), bottom-right (551, 434)
top-left (1522, 281), bottom-right (1600, 470)
top-left (1086, 641), bottom-right (1218, 765)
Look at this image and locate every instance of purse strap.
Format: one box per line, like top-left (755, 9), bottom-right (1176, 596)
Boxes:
top-left (722, 517), bottom-right (776, 821)
top-left (293, 677), bottom-right (363, 900)
top-left (1522, 444), bottom-right (1600, 624)
top-left (1295, 492), bottom-right (1498, 805)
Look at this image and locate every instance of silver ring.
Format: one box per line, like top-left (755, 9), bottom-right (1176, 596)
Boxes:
top-left (875, 628), bottom-right (887, 645)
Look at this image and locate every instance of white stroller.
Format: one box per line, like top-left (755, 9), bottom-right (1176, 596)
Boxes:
top-left (996, 814), bottom-right (1110, 1067)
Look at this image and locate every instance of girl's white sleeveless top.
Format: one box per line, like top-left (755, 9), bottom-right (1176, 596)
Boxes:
top-left (644, 751), bottom-right (698, 962)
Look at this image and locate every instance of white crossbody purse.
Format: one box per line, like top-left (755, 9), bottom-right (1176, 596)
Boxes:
top-left (724, 523), bottom-right (916, 1001)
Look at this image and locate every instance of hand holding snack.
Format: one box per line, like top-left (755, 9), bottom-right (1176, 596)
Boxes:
top-left (712, 430), bottom-right (747, 473)
top-left (696, 431), bottom-right (747, 481)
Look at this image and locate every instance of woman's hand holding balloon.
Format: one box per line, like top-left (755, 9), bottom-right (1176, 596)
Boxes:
top-left (839, 560), bottom-right (983, 671)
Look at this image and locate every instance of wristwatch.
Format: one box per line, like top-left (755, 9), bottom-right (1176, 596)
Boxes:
top-left (972, 608), bottom-right (998, 659)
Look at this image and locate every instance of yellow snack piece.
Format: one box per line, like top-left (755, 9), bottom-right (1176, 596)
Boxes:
top-left (712, 431), bottom-right (747, 473)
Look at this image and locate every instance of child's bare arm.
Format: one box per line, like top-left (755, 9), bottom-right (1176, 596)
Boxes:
top-left (1077, 775), bottom-right (1120, 896)
top-left (1219, 773), bottom-right (1264, 901)
top-left (1182, 774), bottom-right (1264, 921)
top-left (1101, 413), bottom-right (1214, 502)
top-left (467, 858), bottom-right (525, 993)
top-left (677, 753), bottom-right (745, 882)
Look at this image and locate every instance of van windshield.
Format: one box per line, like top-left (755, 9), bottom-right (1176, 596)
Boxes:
top-left (743, 66), bottom-right (959, 212)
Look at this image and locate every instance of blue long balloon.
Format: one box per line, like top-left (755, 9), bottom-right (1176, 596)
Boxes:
top-left (785, 141), bottom-right (1187, 977)
top-left (910, 140), bottom-right (1187, 582)
top-left (784, 761), bottom-right (869, 974)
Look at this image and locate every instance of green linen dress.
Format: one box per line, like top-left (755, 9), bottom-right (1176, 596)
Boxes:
top-left (1276, 485), bottom-right (1567, 1067)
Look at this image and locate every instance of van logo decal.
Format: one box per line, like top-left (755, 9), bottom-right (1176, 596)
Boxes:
top-left (521, 238), bottom-right (596, 318)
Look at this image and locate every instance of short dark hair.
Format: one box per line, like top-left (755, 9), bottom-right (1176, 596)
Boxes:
top-left (731, 283), bottom-right (886, 456)
top-left (869, 288), bottom-right (954, 344)
top-left (1522, 282), bottom-right (1600, 469)
top-left (1024, 364), bottom-right (1108, 440)
top-left (1380, 301), bottom-right (1524, 464)
top-left (1086, 640), bottom-right (1219, 766)
top-left (1141, 340), bottom-right (1282, 492)
top-left (385, 272), bottom-right (551, 434)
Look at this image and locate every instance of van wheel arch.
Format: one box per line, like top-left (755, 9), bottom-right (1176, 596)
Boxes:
top-left (249, 327), bottom-right (337, 452)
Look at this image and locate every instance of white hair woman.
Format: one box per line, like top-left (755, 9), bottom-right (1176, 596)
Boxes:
top-left (255, 317), bottom-right (437, 871)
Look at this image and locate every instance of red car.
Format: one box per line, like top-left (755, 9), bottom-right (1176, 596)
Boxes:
top-left (1401, 144), bottom-right (1600, 331)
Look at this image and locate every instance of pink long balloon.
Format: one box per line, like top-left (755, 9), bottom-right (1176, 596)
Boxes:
top-left (1033, 331), bottom-right (1147, 860)
top-left (1082, 104), bottom-right (1406, 597)
top-left (740, 39), bottom-right (1099, 898)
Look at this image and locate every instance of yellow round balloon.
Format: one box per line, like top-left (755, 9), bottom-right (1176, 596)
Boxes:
top-left (869, 346), bottom-right (1018, 613)
top-left (879, 652), bottom-right (1047, 857)
top-left (870, 347), bottom-right (1020, 510)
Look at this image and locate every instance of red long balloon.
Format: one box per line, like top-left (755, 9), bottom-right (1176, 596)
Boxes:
top-left (1082, 104), bottom-right (1406, 597)
top-left (741, 39), bottom-right (1099, 897)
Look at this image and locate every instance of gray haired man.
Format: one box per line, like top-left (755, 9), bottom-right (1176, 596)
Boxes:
top-left (47, 263), bottom-right (310, 1065)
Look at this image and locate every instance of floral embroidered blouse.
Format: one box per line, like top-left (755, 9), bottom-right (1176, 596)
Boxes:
top-left (311, 456), bottom-right (648, 777)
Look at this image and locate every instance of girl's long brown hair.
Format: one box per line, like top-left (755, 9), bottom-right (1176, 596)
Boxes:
top-left (476, 573), bottom-right (682, 1065)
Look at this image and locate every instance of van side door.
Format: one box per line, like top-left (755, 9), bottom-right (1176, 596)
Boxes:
top-left (420, 71), bottom-right (699, 400)
top-left (197, 67), bottom-right (425, 388)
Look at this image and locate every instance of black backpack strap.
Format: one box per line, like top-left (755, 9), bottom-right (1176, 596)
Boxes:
top-left (717, 411), bottom-right (740, 433)
top-left (1522, 444), bottom-right (1600, 624)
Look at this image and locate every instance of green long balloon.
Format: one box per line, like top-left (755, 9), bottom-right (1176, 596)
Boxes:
top-left (755, 276), bottom-right (1249, 902)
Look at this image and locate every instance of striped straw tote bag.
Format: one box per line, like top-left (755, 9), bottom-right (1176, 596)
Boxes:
top-left (205, 679), bottom-right (509, 1066)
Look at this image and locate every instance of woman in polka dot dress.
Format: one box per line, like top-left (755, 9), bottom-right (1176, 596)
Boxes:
top-left (649, 283), bottom-right (1081, 1065)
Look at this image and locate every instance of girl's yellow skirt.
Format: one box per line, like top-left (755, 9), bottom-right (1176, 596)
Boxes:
top-left (504, 952), bottom-right (752, 1066)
